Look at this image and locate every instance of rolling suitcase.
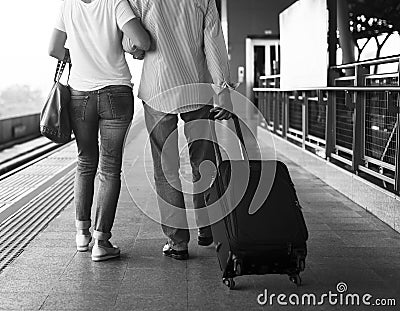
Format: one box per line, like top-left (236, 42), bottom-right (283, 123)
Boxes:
top-left (204, 114), bottom-right (308, 289)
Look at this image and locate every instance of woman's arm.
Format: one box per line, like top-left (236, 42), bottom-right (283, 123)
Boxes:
top-left (121, 18), bottom-right (151, 51)
top-left (48, 29), bottom-right (69, 61)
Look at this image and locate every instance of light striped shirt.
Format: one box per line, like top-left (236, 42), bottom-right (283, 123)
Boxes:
top-left (125, 0), bottom-right (234, 113)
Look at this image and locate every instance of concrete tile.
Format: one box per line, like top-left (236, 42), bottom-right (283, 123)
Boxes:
top-left (126, 254), bottom-right (187, 270)
top-left (186, 244), bottom-right (216, 258)
top-left (118, 189), bottom-right (134, 203)
top-left (131, 238), bottom-right (166, 256)
top-left (136, 224), bottom-right (165, 239)
top-left (308, 230), bottom-right (341, 240)
top-left (306, 256), bottom-right (369, 270)
top-left (310, 267), bottom-right (383, 290)
top-left (0, 293), bottom-right (48, 310)
top-left (114, 295), bottom-right (187, 311)
top-left (315, 210), bottom-right (363, 218)
top-left (298, 192), bottom-right (340, 204)
top-left (51, 279), bottom-right (122, 294)
top-left (0, 265), bottom-right (64, 281)
top-left (61, 263), bottom-right (127, 281)
top-left (28, 237), bottom-right (76, 248)
top-left (188, 274), bottom-right (261, 309)
top-left (0, 278), bottom-right (54, 293)
top-left (41, 293), bottom-right (117, 310)
top-left (10, 254), bottom-right (72, 268)
top-left (352, 177), bottom-right (376, 208)
top-left (327, 222), bottom-right (389, 232)
top-left (307, 223), bottom-right (332, 231)
top-left (352, 177), bottom-right (396, 230)
top-left (34, 231), bottom-right (74, 240)
top-left (393, 196), bottom-right (400, 224)
top-left (339, 231), bottom-right (400, 248)
top-left (120, 268), bottom-right (187, 297)
top-left (323, 164), bottom-right (353, 199)
top-left (21, 246), bottom-right (77, 258)
top-left (1, 124), bottom-right (399, 311)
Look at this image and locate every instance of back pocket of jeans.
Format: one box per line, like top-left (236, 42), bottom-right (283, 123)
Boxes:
top-left (70, 95), bottom-right (89, 120)
top-left (108, 93), bottom-right (134, 120)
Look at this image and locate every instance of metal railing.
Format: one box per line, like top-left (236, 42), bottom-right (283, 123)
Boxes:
top-left (254, 55), bottom-right (400, 193)
top-left (0, 113), bottom-right (41, 151)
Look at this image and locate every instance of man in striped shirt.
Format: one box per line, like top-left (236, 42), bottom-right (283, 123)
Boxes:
top-left (126, 0), bottom-right (236, 260)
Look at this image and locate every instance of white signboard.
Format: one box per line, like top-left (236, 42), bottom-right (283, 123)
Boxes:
top-left (279, 0), bottom-right (329, 89)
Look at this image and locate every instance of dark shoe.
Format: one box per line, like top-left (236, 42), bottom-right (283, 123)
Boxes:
top-left (162, 243), bottom-right (189, 260)
top-left (197, 236), bottom-right (213, 246)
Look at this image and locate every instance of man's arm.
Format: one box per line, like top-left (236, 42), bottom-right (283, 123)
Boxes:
top-left (203, 0), bottom-right (236, 120)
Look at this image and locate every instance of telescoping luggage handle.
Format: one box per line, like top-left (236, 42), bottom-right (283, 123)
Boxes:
top-left (208, 112), bottom-right (249, 166)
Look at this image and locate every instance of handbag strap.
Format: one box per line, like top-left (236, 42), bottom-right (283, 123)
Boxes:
top-left (53, 61), bottom-right (72, 84)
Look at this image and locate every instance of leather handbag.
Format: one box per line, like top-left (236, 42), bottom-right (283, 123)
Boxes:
top-left (40, 59), bottom-right (72, 144)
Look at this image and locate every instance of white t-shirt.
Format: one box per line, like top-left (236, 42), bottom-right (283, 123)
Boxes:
top-left (55, 0), bottom-right (136, 91)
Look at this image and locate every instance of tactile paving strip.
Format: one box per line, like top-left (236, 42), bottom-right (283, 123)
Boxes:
top-left (0, 143), bottom-right (77, 272)
top-left (0, 144), bottom-right (77, 211)
top-left (0, 170), bottom-right (75, 272)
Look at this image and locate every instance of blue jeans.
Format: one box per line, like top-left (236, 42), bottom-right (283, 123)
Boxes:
top-left (70, 85), bottom-right (133, 241)
top-left (143, 103), bottom-right (216, 245)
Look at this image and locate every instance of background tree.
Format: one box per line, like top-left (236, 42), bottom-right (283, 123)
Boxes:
top-left (0, 84), bottom-right (44, 118)
top-left (347, 0), bottom-right (400, 61)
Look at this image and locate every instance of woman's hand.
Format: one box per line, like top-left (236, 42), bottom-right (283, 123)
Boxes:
top-left (132, 48), bottom-right (145, 60)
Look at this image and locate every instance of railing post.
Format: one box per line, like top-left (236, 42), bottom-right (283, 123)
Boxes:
top-left (395, 66), bottom-right (400, 194)
top-left (395, 106), bottom-right (400, 193)
top-left (302, 91), bottom-right (308, 149)
top-left (267, 91), bottom-right (273, 127)
top-left (352, 65), bottom-right (368, 173)
top-left (273, 92), bottom-right (279, 134)
top-left (283, 92), bottom-right (288, 139)
top-left (325, 91), bottom-right (335, 161)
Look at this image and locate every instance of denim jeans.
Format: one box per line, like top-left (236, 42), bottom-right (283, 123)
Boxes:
top-left (70, 85), bottom-right (133, 241)
top-left (143, 103), bottom-right (216, 246)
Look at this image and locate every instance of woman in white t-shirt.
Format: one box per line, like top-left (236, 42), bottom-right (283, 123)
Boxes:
top-left (48, 0), bottom-right (150, 262)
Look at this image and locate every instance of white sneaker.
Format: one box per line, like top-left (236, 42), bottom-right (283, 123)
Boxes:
top-left (91, 243), bottom-right (120, 262)
top-left (76, 234), bottom-right (92, 252)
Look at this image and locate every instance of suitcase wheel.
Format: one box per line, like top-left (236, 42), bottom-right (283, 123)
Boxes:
top-left (223, 277), bottom-right (235, 290)
top-left (289, 274), bottom-right (302, 286)
top-left (233, 258), bottom-right (242, 276)
top-left (299, 259), bottom-right (305, 271)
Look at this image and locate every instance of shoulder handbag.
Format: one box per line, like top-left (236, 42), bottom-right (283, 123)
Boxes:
top-left (40, 59), bottom-right (72, 144)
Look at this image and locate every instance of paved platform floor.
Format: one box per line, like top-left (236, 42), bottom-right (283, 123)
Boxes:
top-left (0, 118), bottom-right (400, 311)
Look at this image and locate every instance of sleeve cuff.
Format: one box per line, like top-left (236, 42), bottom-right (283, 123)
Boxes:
top-left (221, 81), bottom-right (240, 90)
top-left (212, 82), bottom-right (240, 95)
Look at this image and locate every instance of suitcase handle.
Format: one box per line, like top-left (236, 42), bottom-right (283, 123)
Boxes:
top-left (208, 112), bottom-right (249, 166)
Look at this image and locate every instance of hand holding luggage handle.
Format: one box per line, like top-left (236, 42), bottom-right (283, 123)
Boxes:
top-left (208, 112), bottom-right (249, 167)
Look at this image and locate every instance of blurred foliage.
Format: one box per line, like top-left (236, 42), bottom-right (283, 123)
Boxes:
top-left (346, 0), bottom-right (400, 60)
top-left (348, 0), bottom-right (400, 39)
top-left (0, 84), bottom-right (44, 118)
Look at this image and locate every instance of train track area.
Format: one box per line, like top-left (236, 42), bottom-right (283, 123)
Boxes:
top-left (0, 141), bottom-right (77, 272)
